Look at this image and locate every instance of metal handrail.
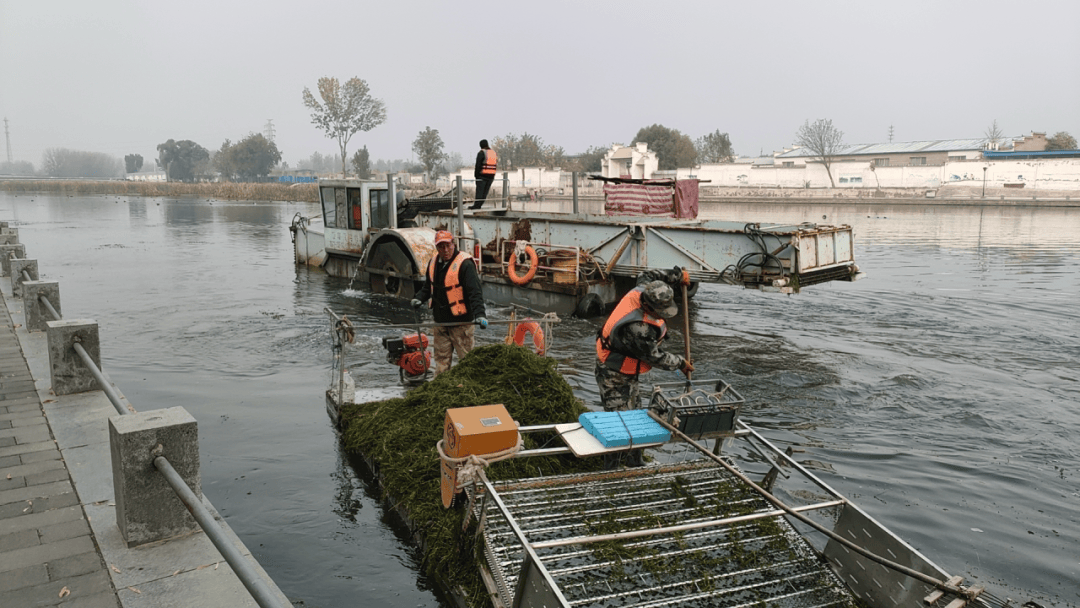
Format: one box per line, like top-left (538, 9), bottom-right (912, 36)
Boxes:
top-left (154, 454), bottom-right (289, 608)
top-left (71, 342), bottom-right (130, 417)
top-left (39, 294), bottom-right (61, 321)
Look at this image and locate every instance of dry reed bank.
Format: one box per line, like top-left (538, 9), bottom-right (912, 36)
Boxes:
top-left (0, 180), bottom-right (319, 203)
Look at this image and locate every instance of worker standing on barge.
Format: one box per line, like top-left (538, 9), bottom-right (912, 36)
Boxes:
top-left (471, 139), bottom-right (497, 209)
top-left (595, 268), bottom-right (693, 465)
top-left (412, 230), bottom-right (488, 375)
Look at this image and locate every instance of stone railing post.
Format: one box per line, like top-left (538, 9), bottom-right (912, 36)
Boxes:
top-left (23, 281), bottom-right (61, 332)
top-left (110, 407), bottom-right (201, 547)
top-left (0, 244), bottom-right (26, 275)
top-left (11, 258), bottom-right (38, 296)
top-left (45, 319), bottom-right (100, 395)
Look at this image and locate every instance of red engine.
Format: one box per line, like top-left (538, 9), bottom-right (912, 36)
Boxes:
top-left (382, 333), bottom-right (431, 381)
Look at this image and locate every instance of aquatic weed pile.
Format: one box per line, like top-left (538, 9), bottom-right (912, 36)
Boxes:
top-left (339, 343), bottom-right (601, 607)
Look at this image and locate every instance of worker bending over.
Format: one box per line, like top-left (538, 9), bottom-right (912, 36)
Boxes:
top-left (594, 267), bottom-right (693, 466)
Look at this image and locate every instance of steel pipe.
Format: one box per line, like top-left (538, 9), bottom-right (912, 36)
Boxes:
top-left (530, 501), bottom-right (842, 549)
top-left (71, 342), bottom-right (129, 416)
top-left (154, 455), bottom-right (288, 608)
top-left (38, 294), bottom-right (61, 321)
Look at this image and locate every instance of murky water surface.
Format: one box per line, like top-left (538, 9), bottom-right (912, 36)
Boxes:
top-left (3, 193), bottom-right (1077, 607)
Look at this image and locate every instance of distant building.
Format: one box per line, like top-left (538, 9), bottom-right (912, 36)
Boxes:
top-left (126, 170), bottom-right (166, 182)
top-left (601, 143), bottom-right (658, 179)
top-left (775, 132), bottom-right (1049, 168)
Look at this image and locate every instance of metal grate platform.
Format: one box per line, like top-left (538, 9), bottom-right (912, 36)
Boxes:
top-left (476, 460), bottom-right (857, 608)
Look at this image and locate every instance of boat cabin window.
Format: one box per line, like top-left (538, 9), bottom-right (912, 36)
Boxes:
top-left (370, 189), bottom-right (390, 230)
top-left (334, 188), bottom-right (347, 228)
top-left (320, 187), bottom-right (337, 227)
top-left (348, 188), bottom-right (363, 229)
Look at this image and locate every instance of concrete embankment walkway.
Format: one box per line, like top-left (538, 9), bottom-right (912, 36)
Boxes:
top-left (0, 281), bottom-right (289, 606)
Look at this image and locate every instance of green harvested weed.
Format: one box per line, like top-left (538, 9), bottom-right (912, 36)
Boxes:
top-left (339, 344), bottom-right (601, 607)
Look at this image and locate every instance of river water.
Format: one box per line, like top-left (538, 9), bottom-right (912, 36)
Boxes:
top-left (2, 192), bottom-right (1076, 607)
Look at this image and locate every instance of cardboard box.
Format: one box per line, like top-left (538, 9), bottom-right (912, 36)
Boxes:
top-left (443, 404), bottom-right (518, 458)
top-left (441, 404), bottom-right (518, 508)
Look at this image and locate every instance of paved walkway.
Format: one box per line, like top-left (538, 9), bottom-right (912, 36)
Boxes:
top-left (0, 292), bottom-right (119, 606)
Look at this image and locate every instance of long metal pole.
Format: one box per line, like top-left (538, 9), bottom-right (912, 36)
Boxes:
top-left (456, 175), bottom-right (465, 250)
top-left (387, 174), bottom-right (397, 230)
top-left (71, 342), bottom-right (129, 416)
top-left (681, 283), bottom-right (691, 383)
top-left (39, 294), bottom-right (61, 321)
top-left (531, 501), bottom-right (844, 549)
top-left (572, 172), bottom-right (579, 214)
top-left (502, 171), bottom-right (509, 210)
top-left (342, 319), bottom-right (555, 331)
top-left (154, 456), bottom-right (288, 608)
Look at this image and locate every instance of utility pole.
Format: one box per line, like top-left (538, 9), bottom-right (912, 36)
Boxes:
top-left (4, 118), bottom-right (11, 163)
top-left (264, 119), bottom-right (275, 143)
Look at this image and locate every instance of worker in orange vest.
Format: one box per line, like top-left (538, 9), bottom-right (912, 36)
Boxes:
top-left (471, 139), bottom-right (497, 209)
top-left (412, 230), bottom-right (487, 375)
top-left (595, 267), bottom-right (693, 466)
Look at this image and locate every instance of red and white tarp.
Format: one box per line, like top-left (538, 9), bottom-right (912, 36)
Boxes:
top-left (603, 182), bottom-right (675, 217)
top-left (603, 180), bottom-right (699, 219)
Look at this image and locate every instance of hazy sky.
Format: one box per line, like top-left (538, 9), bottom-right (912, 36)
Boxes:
top-left (3, 0), bottom-right (1078, 168)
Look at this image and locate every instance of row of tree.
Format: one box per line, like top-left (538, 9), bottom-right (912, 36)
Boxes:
top-left (299, 77), bottom-right (738, 179)
top-left (152, 133), bottom-right (283, 182)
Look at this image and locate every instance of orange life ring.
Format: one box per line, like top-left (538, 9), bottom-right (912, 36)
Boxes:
top-left (513, 321), bottom-right (545, 356)
top-left (508, 245), bottom-right (538, 285)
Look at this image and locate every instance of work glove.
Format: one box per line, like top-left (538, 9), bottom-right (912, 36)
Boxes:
top-left (670, 265), bottom-right (691, 286)
top-left (410, 298), bottom-right (423, 309)
top-left (476, 317), bottom-right (488, 329)
top-left (679, 357), bottom-right (695, 377)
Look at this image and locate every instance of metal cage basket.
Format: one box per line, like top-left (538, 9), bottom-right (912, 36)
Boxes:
top-left (648, 378), bottom-right (744, 438)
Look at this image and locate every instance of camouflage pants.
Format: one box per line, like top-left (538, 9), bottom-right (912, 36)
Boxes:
top-left (594, 361), bottom-right (643, 412)
top-left (594, 361), bottom-right (646, 468)
top-left (433, 324), bottom-right (475, 375)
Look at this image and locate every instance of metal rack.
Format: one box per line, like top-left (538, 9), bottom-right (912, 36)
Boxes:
top-left (473, 460), bottom-right (853, 608)
top-left (649, 379), bottom-right (744, 439)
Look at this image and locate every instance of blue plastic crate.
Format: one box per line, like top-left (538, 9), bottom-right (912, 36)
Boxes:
top-left (578, 411), bottom-right (670, 448)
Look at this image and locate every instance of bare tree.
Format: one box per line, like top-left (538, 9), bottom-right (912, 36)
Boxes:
top-left (794, 119), bottom-right (845, 187)
top-left (302, 77), bottom-right (387, 177)
top-left (984, 119), bottom-right (1004, 148)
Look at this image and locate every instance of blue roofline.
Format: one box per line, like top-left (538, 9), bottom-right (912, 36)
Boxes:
top-left (983, 150), bottom-right (1080, 158)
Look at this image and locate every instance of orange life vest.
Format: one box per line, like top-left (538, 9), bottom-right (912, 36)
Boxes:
top-left (596, 287), bottom-right (667, 375)
top-left (481, 149), bottom-right (497, 176)
top-left (428, 250), bottom-right (471, 317)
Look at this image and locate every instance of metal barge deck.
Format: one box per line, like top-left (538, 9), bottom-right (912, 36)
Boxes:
top-left (293, 178), bottom-right (863, 317)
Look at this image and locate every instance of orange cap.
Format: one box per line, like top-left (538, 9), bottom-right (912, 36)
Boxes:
top-left (434, 230), bottom-right (453, 245)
